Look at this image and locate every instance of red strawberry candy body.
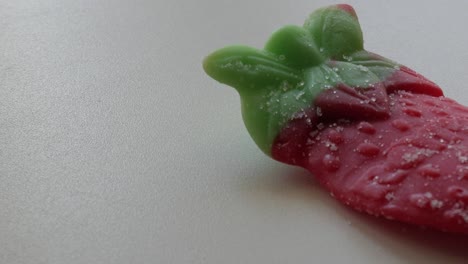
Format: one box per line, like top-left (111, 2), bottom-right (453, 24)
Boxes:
top-left (203, 4), bottom-right (468, 234)
top-left (273, 89), bottom-right (468, 234)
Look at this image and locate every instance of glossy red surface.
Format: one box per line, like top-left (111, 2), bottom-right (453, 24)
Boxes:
top-left (272, 84), bottom-right (468, 233)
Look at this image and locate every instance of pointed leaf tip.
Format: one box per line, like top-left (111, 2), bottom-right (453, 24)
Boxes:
top-left (304, 4), bottom-right (363, 58)
top-left (264, 25), bottom-right (324, 68)
top-left (203, 46), bottom-right (301, 94)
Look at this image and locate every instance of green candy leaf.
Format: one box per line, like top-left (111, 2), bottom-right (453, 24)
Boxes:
top-left (264, 25), bottom-right (324, 68)
top-left (203, 46), bottom-right (302, 94)
top-left (304, 5), bottom-right (363, 58)
top-left (203, 4), bottom-right (401, 155)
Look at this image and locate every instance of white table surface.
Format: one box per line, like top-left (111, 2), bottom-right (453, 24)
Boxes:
top-left (2, 0), bottom-right (468, 263)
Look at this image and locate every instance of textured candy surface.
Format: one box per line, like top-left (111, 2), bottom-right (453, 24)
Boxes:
top-left (272, 90), bottom-right (468, 233)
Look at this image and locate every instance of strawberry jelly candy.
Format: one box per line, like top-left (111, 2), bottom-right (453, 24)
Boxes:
top-left (203, 4), bottom-right (468, 234)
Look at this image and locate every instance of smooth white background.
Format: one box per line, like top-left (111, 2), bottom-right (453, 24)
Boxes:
top-left (1, 0), bottom-right (468, 263)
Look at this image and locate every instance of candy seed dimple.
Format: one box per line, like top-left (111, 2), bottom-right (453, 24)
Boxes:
top-left (418, 164), bottom-right (441, 178)
top-left (356, 142), bottom-right (380, 157)
top-left (423, 99), bottom-right (437, 106)
top-left (400, 148), bottom-right (438, 169)
top-left (322, 154), bottom-right (340, 171)
top-left (324, 141), bottom-right (338, 152)
top-left (432, 108), bottom-right (449, 117)
top-left (403, 107), bottom-right (422, 117)
top-left (391, 119), bottom-right (411, 131)
top-left (410, 193), bottom-right (430, 208)
top-left (327, 130), bottom-right (344, 144)
top-left (357, 121), bottom-right (376, 134)
top-left (448, 121), bottom-right (462, 133)
top-left (447, 186), bottom-right (468, 201)
top-left (454, 105), bottom-right (468, 114)
top-left (399, 91), bottom-right (415, 99)
top-left (400, 98), bottom-right (415, 106)
top-left (409, 192), bottom-right (438, 209)
top-left (379, 170), bottom-right (407, 184)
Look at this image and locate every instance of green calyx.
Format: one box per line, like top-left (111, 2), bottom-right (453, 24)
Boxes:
top-left (203, 4), bottom-right (400, 156)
